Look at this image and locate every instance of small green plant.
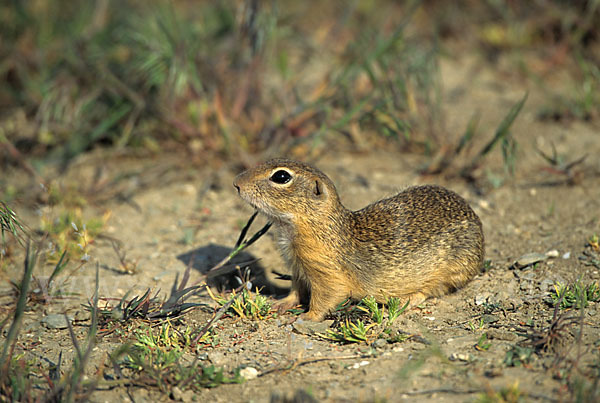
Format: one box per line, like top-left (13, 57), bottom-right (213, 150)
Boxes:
top-left (423, 93), bottom-right (526, 180)
top-left (475, 333), bottom-right (492, 351)
top-left (461, 93), bottom-right (527, 178)
top-left (180, 227), bottom-right (196, 246)
top-left (118, 322), bottom-right (239, 391)
top-left (127, 324), bottom-right (188, 372)
top-left (468, 317), bottom-right (485, 332)
top-left (0, 201), bottom-right (27, 248)
top-left (386, 296), bottom-right (406, 323)
top-left (40, 209), bottom-right (109, 263)
top-left (482, 301), bottom-right (502, 314)
top-left (535, 143), bottom-right (588, 186)
top-left (109, 240), bottom-right (139, 275)
top-left (210, 286), bottom-right (272, 320)
top-left (45, 265), bottom-right (101, 402)
top-left (482, 259), bottom-right (493, 271)
top-left (323, 318), bottom-right (373, 344)
top-left (504, 345), bottom-right (533, 367)
top-left (360, 296), bottom-right (384, 324)
top-left (1, 247), bottom-right (102, 400)
top-left (589, 234), bottom-right (599, 251)
top-left (89, 267), bottom-right (203, 332)
top-left (321, 296), bottom-right (408, 344)
top-left (10, 248), bottom-right (75, 305)
top-left (203, 211), bottom-right (275, 320)
top-left (0, 243), bottom-right (37, 400)
top-left (551, 280), bottom-right (600, 309)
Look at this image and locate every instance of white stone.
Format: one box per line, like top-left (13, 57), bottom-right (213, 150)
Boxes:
top-left (240, 366), bottom-right (259, 380)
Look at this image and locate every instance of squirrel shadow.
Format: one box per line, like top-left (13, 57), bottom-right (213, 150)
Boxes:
top-left (177, 243), bottom-right (288, 296)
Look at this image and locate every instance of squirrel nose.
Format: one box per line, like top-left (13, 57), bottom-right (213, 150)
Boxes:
top-left (233, 182), bottom-right (240, 193)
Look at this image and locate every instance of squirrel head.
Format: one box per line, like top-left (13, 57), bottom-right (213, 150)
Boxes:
top-left (233, 158), bottom-right (342, 224)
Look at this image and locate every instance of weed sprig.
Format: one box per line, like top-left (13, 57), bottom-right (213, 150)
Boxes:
top-left (0, 202), bottom-right (27, 248)
top-left (111, 323), bottom-right (239, 392)
top-left (0, 246), bottom-right (102, 400)
top-left (208, 285), bottom-right (272, 321)
top-left (89, 267), bottom-right (203, 334)
top-left (551, 280), bottom-right (600, 310)
top-left (321, 296), bottom-right (409, 344)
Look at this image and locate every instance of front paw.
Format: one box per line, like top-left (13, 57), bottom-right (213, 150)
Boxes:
top-left (299, 310), bottom-right (325, 322)
top-left (273, 293), bottom-right (300, 315)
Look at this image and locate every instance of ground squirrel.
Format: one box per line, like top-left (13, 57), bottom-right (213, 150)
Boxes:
top-left (233, 158), bottom-right (484, 321)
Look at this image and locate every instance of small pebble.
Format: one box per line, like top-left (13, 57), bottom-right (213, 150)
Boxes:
top-left (171, 386), bottom-right (194, 402)
top-left (545, 249), bottom-right (559, 258)
top-left (240, 366), bottom-right (259, 380)
top-left (562, 252), bottom-right (571, 259)
top-left (181, 183), bottom-right (196, 196)
top-left (373, 339), bottom-right (388, 349)
top-left (449, 353), bottom-right (471, 362)
top-left (486, 329), bottom-right (517, 341)
top-left (513, 252), bottom-right (547, 269)
top-left (292, 319), bottom-right (334, 335)
top-left (481, 314), bottom-right (499, 324)
top-left (349, 361), bottom-right (370, 369)
top-left (41, 314), bottom-right (73, 330)
top-left (152, 271), bottom-right (169, 281)
top-left (73, 310), bottom-right (90, 322)
top-left (540, 278), bottom-right (555, 290)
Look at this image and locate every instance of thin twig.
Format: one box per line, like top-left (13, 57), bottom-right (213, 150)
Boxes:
top-left (192, 294), bottom-right (236, 344)
top-left (259, 354), bottom-right (372, 377)
top-left (207, 211), bottom-right (271, 274)
top-left (399, 387), bottom-right (557, 401)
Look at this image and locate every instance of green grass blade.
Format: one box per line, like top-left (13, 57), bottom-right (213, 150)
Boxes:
top-left (48, 249), bottom-right (69, 286)
top-left (61, 102), bottom-right (133, 164)
top-left (479, 93), bottom-right (527, 158)
top-left (462, 93), bottom-right (528, 175)
top-left (455, 112), bottom-right (480, 155)
top-left (332, 96), bottom-right (372, 131)
top-left (234, 211), bottom-right (258, 248)
top-left (0, 242), bottom-right (37, 365)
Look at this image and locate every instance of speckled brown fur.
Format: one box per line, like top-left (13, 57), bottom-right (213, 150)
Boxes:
top-left (233, 159), bottom-right (484, 321)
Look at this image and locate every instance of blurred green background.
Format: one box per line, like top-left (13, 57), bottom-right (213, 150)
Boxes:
top-left (0, 0), bottom-right (598, 169)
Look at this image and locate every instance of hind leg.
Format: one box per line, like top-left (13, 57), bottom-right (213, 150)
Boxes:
top-left (405, 292), bottom-right (427, 308)
top-left (302, 282), bottom-right (349, 322)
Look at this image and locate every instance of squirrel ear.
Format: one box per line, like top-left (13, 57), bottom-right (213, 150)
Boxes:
top-left (313, 179), bottom-right (325, 198)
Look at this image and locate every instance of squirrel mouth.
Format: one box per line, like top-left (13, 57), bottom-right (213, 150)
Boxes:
top-left (237, 192), bottom-right (287, 222)
top-left (238, 193), bottom-right (263, 214)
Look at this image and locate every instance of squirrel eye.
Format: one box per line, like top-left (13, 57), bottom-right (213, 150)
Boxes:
top-left (269, 170), bottom-right (292, 184)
